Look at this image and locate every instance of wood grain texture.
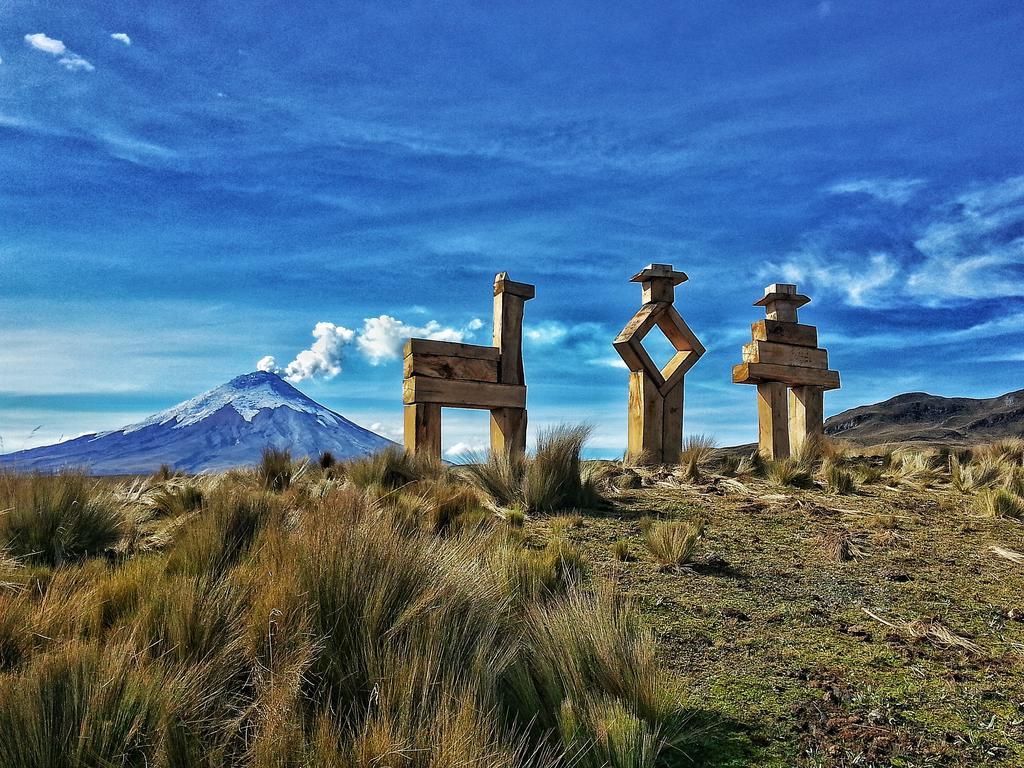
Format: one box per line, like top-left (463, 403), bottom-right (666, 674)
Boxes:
top-left (489, 407), bottom-right (528, 458)
top-left (733, 362), bottom-right (840, 390)
top-left (403, 376), bottom-right (526, 409)
top-left (404, 403), bottom-right (441, 458)
top-left (661, 381), bottom-right (684, 464)
top-left (789, 386), bottom-right (824, 453)
top-left (493, 292), bottom-right (526, 385)
top-left (751, 320), bottom-right (818, 348)
top-left (403, 353), bottom-right (498, 383)
top-left (742, 341), bottom-right (828, 369)
top-left (757, 381), bottom-right (790, 460)
top-left (404, 339), bottom-right (500, 360)
top-left (627, 371), bottom-right (663, 463)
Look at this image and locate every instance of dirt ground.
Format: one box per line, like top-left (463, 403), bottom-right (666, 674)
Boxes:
top-left (528, 468), bottom-right (1024, 767)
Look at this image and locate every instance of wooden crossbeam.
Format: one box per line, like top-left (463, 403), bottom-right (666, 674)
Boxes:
top-left (751, 320), bottom-right (818, 348)
top-left (732, 361), bottom-right (840, 390)
top-left (403, 353), bottom-right (499, 382)
top-left (742, 340), bottom-right (829, 369)
top-left (403, 339), bottom-right (500, 360)
top-left (403, 376), bottom-right (527, 409)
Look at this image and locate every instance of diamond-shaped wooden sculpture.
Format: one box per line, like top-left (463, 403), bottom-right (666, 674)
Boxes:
top-left (732, 283), bottom-right (841, 459)
top-left (613, 264), bottom-right (705, 465)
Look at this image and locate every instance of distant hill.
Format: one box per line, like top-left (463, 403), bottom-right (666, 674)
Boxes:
top-left (824, 389), bottom-right (1024, 446)
top-left (0, 371), bottom-right (395, 474)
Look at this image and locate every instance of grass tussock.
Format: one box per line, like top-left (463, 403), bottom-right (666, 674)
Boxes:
top-left (464, 425), bottom-right (605, 513)
top-left (0, 461), bottom-right (691, 768)
top-left (259, 446), bottom-right (297, 492)
top-left (885, 449), bottom-right (941, 489)
top-left (679, 434), bottom-right (716, 482)
top-left (765, 458), bottom-right (813, 489)
top-left (644, 520), bottom-right (704, 568)
top-left (821, 459), bottom-right (857, 495)
top-left (0, 472), bottom-right (125, 566)
top-left (975, 488), bottom-right (1024, 519)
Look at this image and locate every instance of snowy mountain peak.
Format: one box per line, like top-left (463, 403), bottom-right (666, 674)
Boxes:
top-left (117, 371), bottom-right (341, 435)
top-left (1, 371), bottom-right (394, 474)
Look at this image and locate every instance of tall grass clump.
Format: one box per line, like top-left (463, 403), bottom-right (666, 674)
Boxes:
top-left (949, 455), bottom-right (1005, 494)
top-left (259, 447), bottom-right (294, 492)
top-left (765, 458), bottom-right (813, 488)
top-left (346, 446), bottom-right (445, 490)
top-left (0, 472), bottom-right (125, 566)
top-left (821, 459), bottom-right (856, 495)
top-left (679, 434), bottom-right (716, 482)
top-left (464, 425), bottom-right (604, 513)
top-left (976, 488), bottom-right (1024, 520)
top-left (644, 520), bottom-right (704, 568)
top-left (885, 449), bottom-right (940, 488)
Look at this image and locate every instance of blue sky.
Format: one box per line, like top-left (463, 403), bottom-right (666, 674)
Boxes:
top-left (2, 0), bottom-right (1023, 456)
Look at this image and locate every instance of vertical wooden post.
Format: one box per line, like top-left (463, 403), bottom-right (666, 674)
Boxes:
top-left (789, 385), bottom-right (823, 454)
top-left (490, 407), bottom-right (528, 458)
top-left (627, 371), bottom-right (663, 463)
top-left (404, 403), bottom-right (441, 458)
top-left (757, 382), bottom-right (790, 460)
top-left (661, 382), bottom-right (684, 464)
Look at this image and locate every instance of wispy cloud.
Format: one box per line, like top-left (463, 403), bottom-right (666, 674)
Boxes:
top-left (110, 33), bottom-right (131, 46)
top-left (357, 316), bottom-right (483, 365)
top-left (765, 251), bottom-right (899, 308)
top-left (24, 32), bottom-right (93, 71)
top-left (827, 177), bottom-right (925, 205)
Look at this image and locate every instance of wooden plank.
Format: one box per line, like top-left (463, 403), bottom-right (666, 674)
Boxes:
top-left (489, 407), bottom-right (528, 458)
top-left (613, 302), bottom-right (666, 345)
top-left (757, 382), bottom-right (790, 460)
top-left (403, 376), bottom-right (526, 409)
top-left (751, 320), bottom-right (818, 348)
top-left (404, 403), bottom-right (441, 459)
top-left (403, 353), bottom-right (498, 383)
top-left (659, 350), bottom-right (697, 396)
top-left (733, 362), bottom-right (840, 390)
top-left (658, 309), bottom-right (706, 357)
top-left (494, 291), bottom-right (526, 385)
top-left (627, 371), bottom-right (662, 465)
top-left (742, 341), bottom-right (828, 369)
top-left (789, 386), bottom-right (824, 454)
top-left (641, 278), bottom-right (675, 304)
top-left (404, 338), bottom-right (499, 361)
top-left (764, 300), bottom-right (798, 323)
top-left (661, 381), bottom-right (684, 464)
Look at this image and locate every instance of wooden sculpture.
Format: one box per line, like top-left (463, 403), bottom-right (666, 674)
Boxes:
top-left (613, 264), bottom-right (705, 465)
top-left (732, 283), bottom-right (840, 459)
top-left (403, 272), bottom-right (534, 459)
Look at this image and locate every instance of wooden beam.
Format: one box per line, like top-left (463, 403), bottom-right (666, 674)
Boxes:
top-left (742, 341), bottom-right (828, 369)
top-left (404, 403), bottom-right (441, 459)
top-left (493, 273), bottom-right (536, 299)
top-left (627, 371), bottom-right (662, 464)
top-left (489, 407), bottom-right (528, 458)
top-left (732, 362), bottom-right (840, 390)
top-left (403, 339), bottom-right (499, 361)
top-left (403, 376), bottom-right (526, 409)
top-left (494, 291), bottom-right (527, 385)
top-left (789, 386), bottom-right (824, 454)
top-left (403, 353), bottom-right (499, 383)
top-left (661, 381), bottom-right (684, 464)
top-left (751, 320), bottom-right (818, 348)
top-left (756, 382), bottom-right (790, 460)
top-left (641, 278), bottom-right (675, 304)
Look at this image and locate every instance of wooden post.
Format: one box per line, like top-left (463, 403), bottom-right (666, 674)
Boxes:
top-left (616, 264), bottom-right (703, 465)
top-left (490, 407), bottom-right (527, 458)
top-left (404, 403), bottom-right (441, 458)
top-left (661, 381), bottom-right (684, 464)
top-left (757, 382), bottom-right (790, 460)
top-left (493, 273), bottom-right (534, 386)
top-left (789, 385), bottom-right (824, 454)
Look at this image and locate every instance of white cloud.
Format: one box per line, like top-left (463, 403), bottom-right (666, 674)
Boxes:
top-left (255, 355), bottom-right (278, 373)
top-left (445, 441), bottom-right (487, 458)
top-left (25, 32), bottom-right (66, 55)
top-left (817, 1), bottom-right (833, 18)
top-left (827, 177), bottom-right (925, 205)
top-left (259, 315), bottom-right (481, 381)
top-left (773, 252), bottom-right (898, 307)
top-left (356, 315), bottom-right (481, 365)
top-left (525, 321), bottom-right (569, 346)
top-left (369, 421), bottom-right (403, 440)
top-left (24, 32), bottom-right (93, 72)
top-left (110, 33), bottom-right (131, 46)
top-left (259, 322), bottom-right (356, 383)
top-left (58, 54), bottom-right (94, 72)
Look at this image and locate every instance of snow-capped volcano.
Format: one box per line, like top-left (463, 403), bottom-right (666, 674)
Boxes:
top-left (0, 371), bottom-right (395, 475)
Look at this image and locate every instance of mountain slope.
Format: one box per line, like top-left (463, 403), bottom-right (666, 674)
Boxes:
top-left (0, 371), bottom-right (395, 474)
top-left (824, 389), bottom-right (1024, 445)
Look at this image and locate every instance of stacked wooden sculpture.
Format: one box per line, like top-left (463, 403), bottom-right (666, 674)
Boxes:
top-left (403, 272), bottom-right (534, 460)
top-left (612, 264), bottom-right (705, 465)
top-left (732, 283), bottom-right (840, 459)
